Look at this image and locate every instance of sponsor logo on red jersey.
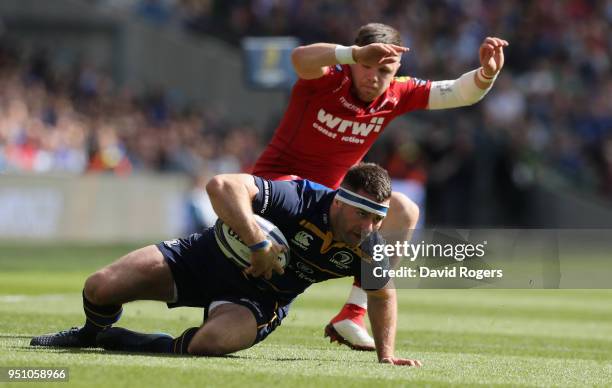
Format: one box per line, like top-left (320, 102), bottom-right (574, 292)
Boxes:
top-left (312, 108), bottom-right (385, 144)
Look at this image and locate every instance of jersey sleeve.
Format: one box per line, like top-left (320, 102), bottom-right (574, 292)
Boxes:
top-left (292, 64), bottom-right (348, 97)
top-left (252, 176), bottom-right (302, 220)
top-left (393, 76), bottom-right (432, 114)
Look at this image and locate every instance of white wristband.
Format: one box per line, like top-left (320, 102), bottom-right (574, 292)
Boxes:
top-left (335, 45), bottom-right (356, 65)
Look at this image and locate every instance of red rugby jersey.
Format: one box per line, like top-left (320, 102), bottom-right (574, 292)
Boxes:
top-left (253, 64), bottom-right (431, 189)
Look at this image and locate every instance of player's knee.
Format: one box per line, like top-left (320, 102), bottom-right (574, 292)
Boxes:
top-left (186, 312), bottom-right (255, 357)
top-left (390, 192), bottom-right (420, 229)
top-left (186, 333), bottom-right (233, 356)
top-left (83, 270), bottom-right (114, 305)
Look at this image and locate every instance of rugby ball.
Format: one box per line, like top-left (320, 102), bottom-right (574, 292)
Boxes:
top-left (214, 215), bottom-right (290, 269)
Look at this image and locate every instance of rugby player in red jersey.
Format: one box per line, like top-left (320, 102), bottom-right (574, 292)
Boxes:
top-left (253, 23), bottom-right (508, 350)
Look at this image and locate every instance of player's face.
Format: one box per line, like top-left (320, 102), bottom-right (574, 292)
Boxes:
top-left (350, 60), bottom-right (401, 102)
top-left (332, 192), bottom-right (389, 247)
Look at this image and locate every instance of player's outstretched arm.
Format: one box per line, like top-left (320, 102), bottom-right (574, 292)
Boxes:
top-left (291, 43), bottom-right (408, 80)
top-left (426, 36), bottom-right (509, 110)
top-left (366, 286), bottom-right (422, 367)
top-left (206, 174), bottom-right (284, 278)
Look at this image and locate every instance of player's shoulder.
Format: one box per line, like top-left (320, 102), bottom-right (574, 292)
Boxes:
top-left (298, 64), bottom-right (348, 82)
top-left (291, 179), bottom-right (334, 211)
top-left (394, 75), bottom-right (411, 83)
top-left (294, 64), bottom-right (349, 95)
top-left (393, 75), bottom-right (428, 87)
top-left (329, 64), bottom-right (350, 75)
top-left (390, 75), bottom-right (431, 108)
top-left (262, 178), bottom-right (333, 202)
top-left (300, 179), bottom-right (334, 193)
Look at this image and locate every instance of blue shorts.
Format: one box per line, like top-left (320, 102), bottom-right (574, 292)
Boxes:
top-left (156, 228), bottom-right (291, 344)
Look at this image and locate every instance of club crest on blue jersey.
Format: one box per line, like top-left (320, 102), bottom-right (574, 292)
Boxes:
top-left (330, 251), bottom-right (354, 269)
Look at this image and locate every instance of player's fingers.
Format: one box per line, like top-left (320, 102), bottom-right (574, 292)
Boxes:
top-left (245, 265), bottom-right (262, 277)
top-left (397, 357), bottom-right (421, 366)
top-left (381, 357), bottom-right (422, 367)
top-left (482, 48), bottom-right (494, 61)
top-left (396, 359), bottom-right (421, 367)
top-left (480, 46), bottom-right (494, 59)
top-left (385, 44), bottom-right (406, 56)
top-left (380, 47), bottom-right (394, 57)
top-left (270, 243), bottom-right (282, 254)
top-left (482, 43), bottom-right (495, 51)
top-left (254, 265), bottom-right (267, 278)
top-left (381, 44), bottom-right (397, 54)
top-left (489, 37), bottom-right (509, 48)
top-left (494, 37), bottom-right (509, 47)
top-left (379, 57), bottom-right (399, 65)
top-left (494, 46), bottom-right (505, 60)
top-left (390, 44), bottom-right (410, 52)
top-left (273, 261), bottom-right (284, 275)
top-left (491, 37), bottom-right (502, 46)
top-left (485, 37), bottom-right (502, 47)
top-left (264, 268), bottom-right (274, 279)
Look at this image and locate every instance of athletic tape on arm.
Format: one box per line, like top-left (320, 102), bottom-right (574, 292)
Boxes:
top-left (427, 69), bottom-right (497, 110)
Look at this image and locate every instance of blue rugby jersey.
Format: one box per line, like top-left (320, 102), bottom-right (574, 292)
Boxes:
top-left (243, 176), bottom-right (390, 302)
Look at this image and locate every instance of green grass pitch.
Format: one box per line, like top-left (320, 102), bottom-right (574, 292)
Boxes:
top-left (1, 243), bottom-right (611, 387)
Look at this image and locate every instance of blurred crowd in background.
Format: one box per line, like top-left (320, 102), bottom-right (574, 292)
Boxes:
top-left (1, 0), bottom-right (611, 226)
top-left (0, 41), bottom-right (263, 177)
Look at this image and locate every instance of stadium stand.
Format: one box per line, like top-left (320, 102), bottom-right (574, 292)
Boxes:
top-left (1, 0), bottom-right (611, 227)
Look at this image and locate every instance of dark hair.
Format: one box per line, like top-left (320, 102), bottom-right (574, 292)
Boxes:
top-left (354, 23), bottom-right (402, 47)
top-left (341, 163), bottom-right (392, 203)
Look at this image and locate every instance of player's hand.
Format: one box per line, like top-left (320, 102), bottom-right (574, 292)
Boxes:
top-left (245, 243), bottom-right (286, 279)
top-left (479, 37), bottom-right (509, 77)
top-left (353, 43), bottom-right (409, 67)
top-left (380, 357), bottom-right (422, 367)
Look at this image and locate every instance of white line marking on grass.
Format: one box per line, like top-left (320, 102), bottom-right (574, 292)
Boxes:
top-left (0, 294), bottom-right (74, 303)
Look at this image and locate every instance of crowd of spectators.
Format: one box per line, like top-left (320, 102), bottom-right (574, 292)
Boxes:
top-left (0, 41), bottom-right (263, 177)
top-left (2, 0), bottom-right (611, 226)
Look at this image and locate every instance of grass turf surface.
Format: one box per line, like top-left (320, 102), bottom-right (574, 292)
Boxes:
top-left (0, 243), bottom-right (611, 387)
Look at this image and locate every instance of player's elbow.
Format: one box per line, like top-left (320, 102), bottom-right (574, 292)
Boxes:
top-left (390, 192), bottom-right (420, 229)
top-left (459, 93), bottom-right (484, 106)
top-left (291, 46), bottom-right (324, 80)
top-left (290, 46), bottom-right (308, 70)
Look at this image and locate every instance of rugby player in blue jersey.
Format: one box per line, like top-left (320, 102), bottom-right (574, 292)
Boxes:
top-left (31, 163), bottom-right (421, 366)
